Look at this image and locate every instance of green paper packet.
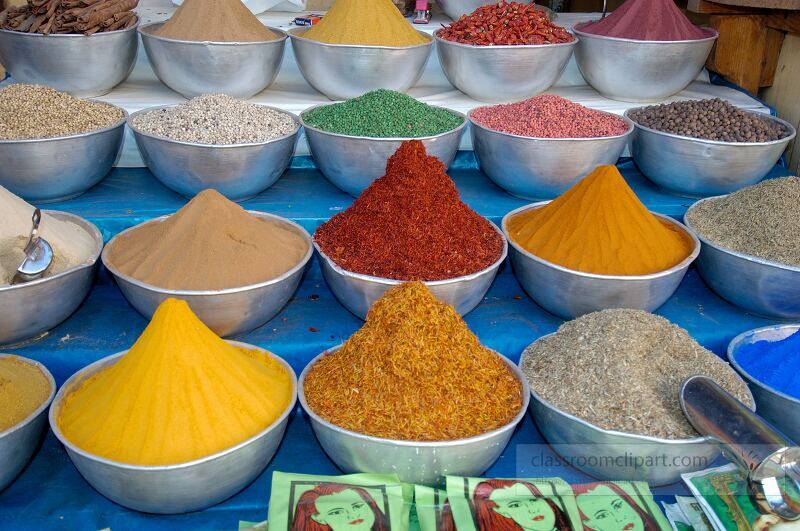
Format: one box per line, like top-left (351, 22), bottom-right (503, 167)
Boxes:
top-left (663, 502), bottom-right (694, 531)
top-left (571, 480), bottom-right (672, 530)
top-left (675, 496), bottom-right (713, 531)
top-left (239, 521), bottom-right (268, 530)
top-left (414, 486), bottom-right (454, 531)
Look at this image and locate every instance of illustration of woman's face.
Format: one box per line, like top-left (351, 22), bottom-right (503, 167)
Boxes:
top-left (310, 489), bottom-right (376, 531)
top-left (489, 483), bottom-right (557, 531)
top-left (577, 485), bottom-right (644, 531)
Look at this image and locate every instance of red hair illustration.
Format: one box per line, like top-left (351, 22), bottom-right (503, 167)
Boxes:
top-left (573, 482), bottom-right (660, 531)
top-left (473, 479), bottom-right (572, 531)
top-left (290, 483), bottom-right (390, 531)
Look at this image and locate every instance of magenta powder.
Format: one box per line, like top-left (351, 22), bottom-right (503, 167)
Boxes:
top-left (575, 0), bottom-right (711, 41)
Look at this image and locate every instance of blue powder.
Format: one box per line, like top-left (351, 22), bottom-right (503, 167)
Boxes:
top-left (735, 329), bottom-right (800, 399)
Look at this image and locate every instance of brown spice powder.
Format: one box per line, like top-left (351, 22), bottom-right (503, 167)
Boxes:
top-left (155, 0), bottom-right (277, 42)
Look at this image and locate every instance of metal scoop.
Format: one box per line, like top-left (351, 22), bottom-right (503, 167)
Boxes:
top-left (12, 208), bottom-right (53, 284)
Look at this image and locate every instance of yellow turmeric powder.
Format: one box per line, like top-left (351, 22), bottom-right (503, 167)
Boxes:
top-left (0, 356), bottom-right (51, 432)
top-left (302, 0), bottom-right (428, 46)
top-left (57, 298), bottom-right (293, 466)
top-left (507, 165), bottom-right (693, 275)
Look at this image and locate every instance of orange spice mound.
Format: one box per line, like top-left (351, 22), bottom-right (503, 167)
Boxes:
top-left (303, 282), bottom-right (523, 441)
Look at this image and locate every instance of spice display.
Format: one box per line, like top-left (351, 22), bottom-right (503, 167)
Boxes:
top-left (520, 309), bottom-right (751, 439)
top-left (131, 95), bottom-right (297, 145)
top-left (735, 329), bottom-right (800, 400)
top-left (106, 189), bottom-right (308, 291)
top-left (58, 298), bottom-right (293, 466)
top-left (507, 165), bottom-right (693, 275)
top-left (301, 0), bottom-right (427, 46)
top-left (0, 356), bottom-right (51, 432)
top-left (0, 0), bottom-right (137, 35)
top-left (471, 95), bottom-right (629, 138)
top-left (438, 2), bottom-right (573, 45)
top-left (303, 282), bottom-right (523, 441)
top-left (575, 0), bottom-right (710, 41)
top-left (314, 141), bottom-right (503, 281)
top-left (154, 0), bottom-right (276, 42)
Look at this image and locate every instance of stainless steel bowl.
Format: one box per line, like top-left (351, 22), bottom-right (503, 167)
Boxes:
top-left (626, 110), bottom-right (796, 197)
top-left (470, 111), bottom-right (633, 199)
top-left (128, 106), bottom-right (300, 201)
top-left (0, 355), bottom-right (55, 492)
top-left (288, 28), bottom-right (433, 101)
top-left (573, 26), bottom-right (718, 102)
top-left (503, 202), bottom-right (700, 319)
top-left (0, 212), bottom-right (102, 346)
top-left (437, 0), bottom-right (536, 20)
top-left (299, 346), bottom-right (529, 485)
top-left (314, 221), bottom-right (506, 319)
top-left (139, 22), bottom-right (288, 99)
top-left (0, 25), bottom-right (138, 97)
top-left (301, 106), bottom-right (466, 197)
top-left (103, 212), bottom-right (312, 337)
top-left (435, 30), bottom-right (576, 103)
top-left (49, 341), bottom-right (296, 513)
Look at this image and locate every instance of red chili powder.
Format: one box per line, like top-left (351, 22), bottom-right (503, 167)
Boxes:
top-left (314, 141), bottom-right (503, 281)
top-left (575, 0), bottom-right (711, 41)
top-left (471, 95), bottom-right (630, 138)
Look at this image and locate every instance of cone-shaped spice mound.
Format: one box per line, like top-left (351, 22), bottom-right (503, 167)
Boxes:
top-left (301, 0), bottom-right (427, 46)
top-left (576, 0), bottom-right (710, 41)
top-left (58, 299), bottom-right (293, 466)
top-left (155, 0), bottom-right (277, 42)
top-left (303, 282), bottom-right (523, 441)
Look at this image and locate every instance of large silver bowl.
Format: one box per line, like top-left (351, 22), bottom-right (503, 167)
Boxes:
top-left (626, 110), bottom-right (796, 197)
top-left (503, 203), bottom-right (700, 319)
top-left (299, 346), bottom-right (529, 485)
top-left (128, 106), bottom-right (300, 201)
top-left (0, 356), bottom-right (55, 492)
top-left (0, 212), bottom-right (102, 346)
top-left (139, 22), bottom-right (288, 99)
top-left (301, 106), bottom-right (466, 196)
top-left (470, 111), bottom-right (633, 199)
top-left (572, 26), bottom-right (718, 102)
top-left (103, 212), bottom-right (312, 337)
top-left (288, 28), bottom-right (433, 101)
top-left (0, 105), bottom-right (127, 203)
top-left (0, 25), bottom-right (138, 97)
top-left (314, 221), bottom-right (506, 319)
top-left (437, 0), bottom-right (536, 20)
top-left (49, 341), bottom-right (296, 513)
top-left (435, 30), bottom-right (576, 103)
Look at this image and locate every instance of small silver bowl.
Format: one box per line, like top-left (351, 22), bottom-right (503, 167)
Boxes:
top-left (0, 105), bottom-right (127, 203)
top-left (626, 110), bottom-right (796, 197)
top-left (436, 0), bottom-right (537, 20)
top-left (49, 341), bottom-right (297, 513)
top-left (301, 106), bottom-right (466, 197)
top-left (299, 346), bottom-right (529, 485)
top-left (0, 24), bottom-right (138, 97)
top-left (128, 106), bottom-right (300, 201)
top-left (139, 22), bottom-right (288, 99)
top-left (103, 212), bottom-right (312, 337)
top-left (470, 111), bottom-right (633, 199)
top-left (288, 28), bottom-right (433, 101)
top-left (503, 202), bottom-right (700, 319)
top-left (573, 26), bottom-right (718, 102)
top-left (0, 355), bottom-right (55, 492)
top-left (435, 30), bottom-right (576, 103)
top-left (314, 221), bottom-right (506, 319)
top-left (0, 212), bottom-right (102, 345)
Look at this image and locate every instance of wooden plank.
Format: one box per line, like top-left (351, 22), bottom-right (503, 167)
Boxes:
top-left (763, 33), bottom-right (800, 173)
top-left (761, 27), bottom-right (786, 85)
top-left (703, 0), bottom-right (800, 8)
top-left (707, 15), bottom-right (768, 93)
top-left (764, 12), bottom-right (800, 31)
top-left (688, 0), bottom-right (757, 14)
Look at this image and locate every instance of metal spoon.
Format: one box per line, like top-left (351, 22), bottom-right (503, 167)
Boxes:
top-left (12, 208), bottom-right (53, 284)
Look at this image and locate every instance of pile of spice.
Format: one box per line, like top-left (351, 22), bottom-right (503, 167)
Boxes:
top-left (303, 282), bottom-right (523, 441)
top-left (0, 356), bottom-right (51, 431)
top-left (520, 309), bottom-right (751, 439)
top-left (685, 177), bottom-right (800, 267)
top-left (507, 165), bottom-right (693, 275)
top-left (58, 298), bottom-right (293, 465)
top-left (155, 0), bottom-right (276, 42)
top-left (131, 95), bottom-right (297, 145)
top-left (471, 95), bottom-right (629, 138)
top-left (0, 84), bottom-right (124, 140)
top-left (0, 0), bottom-right (137, 35)
top-left (105, 189), bottom-right (308, 291)
top-left (302, 90), bottom-right (463, 138)
top-left (301, 0), bottom-right (427, 46)
top-left (734, 329), bottom-right (800, 400)
top-left (575, 0), bottom-right (711, 41)
top-left (438, 1), bottom-right (573, 45)
top-left (314, 141), bottom-right (503, 281)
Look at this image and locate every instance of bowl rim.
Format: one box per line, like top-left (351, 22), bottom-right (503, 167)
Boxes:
top-left (468, 107), bottom-right (634, 142)
top-left (138, 21), bottom-right (288, 46)
top-left (432, 27), bottom-right (578, 49)
top-left (502, 201), bottom-right (701, 280)
top-left (298, 345), bottom-right (530, 447)
top-left (0, 102), bottom-right (127, 145)
top-left (572, 24), bottom-right (719, 44)
top-left (287, 26), bottom-right (433, 49)
top-left (48, 340), bottom-right (298, 471)
top-left (0, 355), bottom-right (56, 439)
top-left (101, 211), bottom-right (313, 296)
top-left (0, 20), bottom-right (139, 39)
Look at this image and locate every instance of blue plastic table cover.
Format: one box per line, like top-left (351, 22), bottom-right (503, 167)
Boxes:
top-left (0, 156), bottom-right (794, 530)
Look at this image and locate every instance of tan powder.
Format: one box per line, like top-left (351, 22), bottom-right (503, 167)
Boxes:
top-left (155, 0), bottom-right (277, 42)
top-left (0, 356), bottom-right (51, 432)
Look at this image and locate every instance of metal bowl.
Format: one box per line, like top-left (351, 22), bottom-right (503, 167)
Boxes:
top-left (470, 111), bottom-right (633, 199)
top-left (572, 26), bottom-right (718, 102)
top-left (301, 106), bottom-right (466, 197)
top-left (0, 25), bottom-right (138, 97)
top-left (0, 212), bottom-right (102, 346)
top-left (128, 106), bottom-right (300, 201)
top-left (288, 28), bottom-right (433, 101)
top-left (0, 355), bottom-right (55, 492)
top-left (437, 0), bottom-right (536, 20)
top-left (49, 341), bottom-right (297, 513)
top-left (103, 212), bottom-right (312, 337)
top-left (314, 221), bottom-right (506, 319)
top-left (626, 110), bottom-right (796, 197)
top-left (502, 202), bottom-right (700, 319)
top-left (435, 30), bottom-right (576, 103)
top-left (299, 346), bottom-right (529, 485)
top-left (139, 22), bottom-right (288, 99)
top-left (0, 105), bottom-right (127, 203)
